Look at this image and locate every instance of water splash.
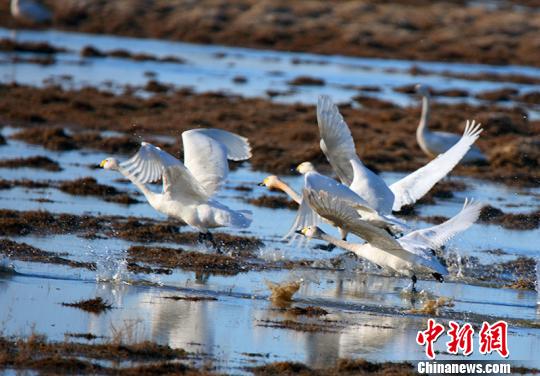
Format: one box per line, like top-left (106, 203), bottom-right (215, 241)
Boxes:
top-left (536, 257), bottom-right (540, 305)
top-left (86, 245), bottom-right (130, 284)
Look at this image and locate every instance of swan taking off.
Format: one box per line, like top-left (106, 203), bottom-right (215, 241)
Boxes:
top-left (11, 0), bottom-right (52, 24)
top-left (100, 128), bottom-right (252, 250)
top-left (286, 161), bottom-right (408, 242)
top-left (317, 95), bottom-right (484, 212)
top-left (415, 84), bottom-right (487, 163)
top-left (298, 199), bottom-right (483, 291)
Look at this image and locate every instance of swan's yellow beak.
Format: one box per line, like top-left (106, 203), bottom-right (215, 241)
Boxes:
top-left (99, 159), bottom-right (107, 168)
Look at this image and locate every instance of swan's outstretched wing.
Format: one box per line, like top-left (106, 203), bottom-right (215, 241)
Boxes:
top-left (317, 95), bottom-right (358, 185)
top-left (390, 120), bottom-right (483, 211)
top-left (182, 130), bottom-right (230, 196)
top-left (284, 190), bottom-right (320, 242)
top-left (162, 165), bottom-right (209, 202)
top-left (405, 199), bottom-right (483, 249)
top-left (305, 189), bottom-right (404, 252)
top-left (120, 142), bottom-right (182, 184)
top-left (183, 128), bottom-right (252, 161)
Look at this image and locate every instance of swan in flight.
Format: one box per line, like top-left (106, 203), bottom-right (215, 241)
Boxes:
top-left (11, 0), bottom-right (51, 24)
top-left (415, 84), bottom-right (487, 163)
top-left (297, 198), bottom-right (483, 290)
top-left (100, 128), bottom-right (252, 250)
top-left (317, 95), bottom-right (484, 212)
top-left (286, 161), bottom-right (408, 242)
top-left (258, 175), bottom-right (302, 204)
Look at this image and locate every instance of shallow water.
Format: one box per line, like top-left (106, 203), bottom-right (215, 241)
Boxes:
top-left (0, 130), bottom-right (539, 371)
top-left (0, 28), bottom-right (540, 372)
top-left (1, 28), bottom-right (540, 118)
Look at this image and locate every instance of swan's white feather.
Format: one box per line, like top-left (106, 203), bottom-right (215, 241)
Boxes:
top-left (390, 120), bottom-right (483, 211)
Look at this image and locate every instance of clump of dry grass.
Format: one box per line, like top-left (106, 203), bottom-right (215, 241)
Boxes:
top-left (266, 280), bottom-right (301, 308)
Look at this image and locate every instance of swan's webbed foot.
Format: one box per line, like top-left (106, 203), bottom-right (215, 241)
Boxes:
top-left (198, 232), bottom-right (222, 254)
top-left (432, 272), bottom-right (444, 283)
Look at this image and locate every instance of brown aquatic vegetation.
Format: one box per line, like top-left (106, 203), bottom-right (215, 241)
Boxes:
top-left (248, 195), bottom-right (297, 210)
top-left (288, 76), bottom-right (325, 86)
top-left (250, 358), bottom-right (415, 375)
top-left (266, 280), bottom-right (301, 307)
top-left (257, 319), bottom-right (341, 333)
top-left (59, 177), bottom-right (139, 204)
top-left (11, 126), bottom-right (142, 154)
top-left (163, 295), bottom-right (218, 302)
top-left (2, 1), bottom-right (540, 67)
top-left (407, 297), bottom-right (455, 316)
top-left (286, 306), bottom-right (328, 317)
top-left (0, 334), bottom-right (208, 375)
top-left (65, 332), bottom-right (101, 341)
top-left (0, 238), bottom-right (96, 270)
top-left (506, 278), bottom-right (536, 291)
top-left (127, 245), bottom-right (248, 275)
top-left (81, 44), bottom-right (186, 64)
top-left (0, 84), bottom-right (538, 186)
top-left (0, 38), bottom-right (64, 54)
top-left (0, 155), bottom-right (62, 171)
top-left (479, 205), bottom-right (540, 230)
top-left (62, 297), bottom-right (112, 314)
top-left (0, 178), bottom-right (50, 190)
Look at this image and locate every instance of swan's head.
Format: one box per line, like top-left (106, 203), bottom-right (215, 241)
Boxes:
top-left (295, 226), bottom-right (325, 239)
top-left (295, 161), bottom-right (315, 175)
top-left (258, 175), bottom-right (282, 189)
top-left (100, 157), bottom-right (119, 170)
top-left (415, 84), bottom-right (430, 97)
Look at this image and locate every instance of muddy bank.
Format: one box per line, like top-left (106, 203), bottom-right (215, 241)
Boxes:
top-left (2, 1), bottom-right (540, 67)
top-left (127, 245), bottom-right (249, 275)
top-left (0, 209), bottom-right (260, 250)
top-left (0, 238), bottom-right (95, 270)
top-left (0, 38), bottom-right (65, 54)
top-left (59, 177), bottom-right (139, 204)
top-left (62, 297), bottom-right (112, 314)
top-left (479, 205), bottom-right (540, 230)
top-left (80, 45), bottom-right (186, 64)
top-left (248, 195), bottom-right (297, 210)
top-left (0, 335), bottom-right (208, 375)
top-left (0, 155), bottom-right (61, 171)
top-left (1, 84), bottom-right (538, 187)
top-left (0, 177), bottom-right (138, 204)
top-left (11, 127), bottom-right (142, 154)
top-left (250, 358), bottom-right (415, 375)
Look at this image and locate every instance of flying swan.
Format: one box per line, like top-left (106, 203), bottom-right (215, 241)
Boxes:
top-left (297, 196), bottom-right (482, 291)
top-left (286, 161), bottom-right (408, 243)
top-left (317, 94), bottom-right (484, 212)
top-left (415, 84), bottom-right (487, 163)
top-left (100, 128), bottom-right (253, 250)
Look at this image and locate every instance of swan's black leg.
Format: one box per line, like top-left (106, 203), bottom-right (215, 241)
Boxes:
top-left (411, 275), bottom-right (418, 293)
top-left (432, 273), bottom-right (444, 283)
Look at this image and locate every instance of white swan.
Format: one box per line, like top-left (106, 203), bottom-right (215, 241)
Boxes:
top-left (297, 198), bottom-right (483, 290)
top-left (258, 175), bottom-right (302, 204)
top-left (11, 0), bottom-right (51, 24)
top-left (100, 128), bottom-right (252, 249)
top-left (415, 84), bottom-right (487, 163)
top-left (286, 161), bottom-right (408, 241)
top-left (317, 95), bottom-right (484, 212)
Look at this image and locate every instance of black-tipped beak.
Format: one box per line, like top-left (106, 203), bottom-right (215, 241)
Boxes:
top-left (295, 230), bottom-right (303, 235)
top-left (257, 182), bottom-right (265, 186)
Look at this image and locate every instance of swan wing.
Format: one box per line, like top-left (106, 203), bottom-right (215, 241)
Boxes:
top-left (317, 95), bottom-right (358, 185)
top-left (183, 128), bottom-right (252, 161)
top-left (390, 120), bottom-right (483, 211)
top-left (120, 142), bottom-right (182, 184)
top-left (182, 129), bottom-right (231, 196)
top-left (284, 189), bottom-right (320, 242)
top-left (305, 189), bottom-right (405, 253)
top-left (162, 165), bottom-right (209, 202)
top-left (405, 198), bottom-right (483, 249)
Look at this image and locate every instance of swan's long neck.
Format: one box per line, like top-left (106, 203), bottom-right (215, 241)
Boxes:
top-left (416, 94), bottom-right (431, 153)
top-left (118, 166), bottom-right (158, 203)
top-left (275, 181), bottom-right (302, 204)
top-left (320, 232), bottom-right (356, 253)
